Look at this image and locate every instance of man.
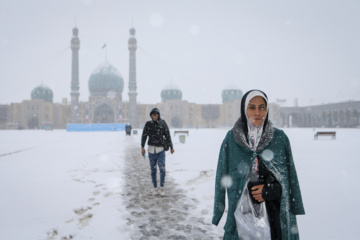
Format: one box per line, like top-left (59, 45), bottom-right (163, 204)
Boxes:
top-left (125, 124), bottom-right (132, 135)
top-left (141, 108), bottom-right (174, 196)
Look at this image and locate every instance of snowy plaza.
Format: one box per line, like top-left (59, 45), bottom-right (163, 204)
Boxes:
top-left (1, 1), bottom-right (360, 239)
top-left (1, 128), bottom-right (359, 239)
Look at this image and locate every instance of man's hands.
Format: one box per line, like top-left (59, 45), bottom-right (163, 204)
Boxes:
top-left (141, 147), bottom-right (145, 156)
top-left (142, 147), bottom-right (175, 155)
top-left (251, 184), bottom-right (265, 202)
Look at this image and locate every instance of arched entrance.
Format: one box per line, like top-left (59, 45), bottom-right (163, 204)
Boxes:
top-left (94, 103), bottom-right (114, 123)
top-left (28, 115), bottom-right (39, 129)
top-left (171, 116), bottom-right (182, 128)
top-left (353, 110), bottom-right (359, 127)
top-left (288, 112), bottom-right (302, 127)
top-left (333, 111), bottom-right (339, 127)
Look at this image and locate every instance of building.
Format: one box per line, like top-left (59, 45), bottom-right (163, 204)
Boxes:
top-left (280, 102), bottom-right (360, 128)
top-left (0, 26), bottom-right (285, 130)
top-left (0, 84), bottom-right (70, 129)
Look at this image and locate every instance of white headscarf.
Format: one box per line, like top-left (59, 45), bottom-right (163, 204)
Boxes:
top-left (244, 90), bottom-right (268, 150)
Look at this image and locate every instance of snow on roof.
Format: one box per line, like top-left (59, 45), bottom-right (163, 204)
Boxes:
top-left (91, 61), bottom-right (122, 77)
top-left (163, 82), bottom-right (181, 91)
top-left (223, 83), bottom-right (241, 90)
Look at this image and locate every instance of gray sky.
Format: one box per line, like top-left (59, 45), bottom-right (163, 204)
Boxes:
top-left (1, 0), bottom-right (360, 106)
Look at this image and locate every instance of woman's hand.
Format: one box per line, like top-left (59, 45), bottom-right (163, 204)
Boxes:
top-left (251, 184), bottom-right (265, 202)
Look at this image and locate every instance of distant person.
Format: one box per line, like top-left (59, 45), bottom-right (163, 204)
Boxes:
top-left (125, 124), bottom-right (132, 135)
top-left (212, 89), bottom-right (305, 240)
top-left (141, 108), bottom-right (174, 196)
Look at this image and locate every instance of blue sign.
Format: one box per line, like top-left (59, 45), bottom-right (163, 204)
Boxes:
top-left (67, 123), bottom-right (128, 132)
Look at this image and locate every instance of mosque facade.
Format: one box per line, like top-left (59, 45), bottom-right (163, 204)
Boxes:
top-left (0, 26), bottom-right (302, 130)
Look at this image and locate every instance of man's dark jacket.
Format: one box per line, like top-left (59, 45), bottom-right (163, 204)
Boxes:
top-left (141, 108), bottom-right (173, 150)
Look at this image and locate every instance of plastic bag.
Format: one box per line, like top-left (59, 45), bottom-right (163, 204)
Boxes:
top-left (234, 180), bottom-right (271, 240)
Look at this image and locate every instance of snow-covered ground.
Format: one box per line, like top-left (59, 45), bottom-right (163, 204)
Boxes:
top-left (0, 128), bottom-right (359, 239)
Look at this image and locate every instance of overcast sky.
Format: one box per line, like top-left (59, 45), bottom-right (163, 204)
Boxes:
top-left (1, 0), bottom-right (360, 106)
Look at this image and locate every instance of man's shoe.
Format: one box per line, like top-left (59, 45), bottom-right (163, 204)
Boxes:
top-left (152, 188), bottom-right (159, 196)
top-left (160, 187), bottom-right (165, 196)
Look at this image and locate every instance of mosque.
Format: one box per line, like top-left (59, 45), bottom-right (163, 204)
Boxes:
top-left (2, 26), bottom-right (358, 130)
top-left (0, 26), bottom-right (281, 130)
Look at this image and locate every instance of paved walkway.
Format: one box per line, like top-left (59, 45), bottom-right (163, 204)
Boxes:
top-left (122, 145), bottom-right (220, 240)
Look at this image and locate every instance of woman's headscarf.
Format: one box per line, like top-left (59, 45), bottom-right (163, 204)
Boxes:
top-left (240, 90), bottom-right (269, 150)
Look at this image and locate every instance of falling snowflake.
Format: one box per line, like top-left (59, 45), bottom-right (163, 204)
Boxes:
top-left (261, 149), bottom-right (274, 161)
top-left (221, 175), bottom-right (233, 188)
top-left (291, 225), bottom-right (299, 234)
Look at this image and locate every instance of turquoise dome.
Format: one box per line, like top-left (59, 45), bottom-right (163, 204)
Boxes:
top-left (88, 61), bottom-right (124, 96)
top-left (31, 84), bottom-right (53, 103)
top-left (222, 84), bottom-right (243, 103)
top-left (161, 83), bottom-right (182, 102)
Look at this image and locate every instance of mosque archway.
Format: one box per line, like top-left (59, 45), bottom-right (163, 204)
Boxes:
top-left (339, 110), bottom-right (345, 126)
top-left (345, 110), bottom-right (351, 127)
top-left (327, 112), bottom-right (333, 127)
top-left (323, 112), bottom-right (328, 127)
top-left (333, 111), bottom-right (339, 127)
top-left (171, 116), bottom-right (182, 128)
top-left (288, 112), bottom-right (303, 127)
top-left (94, 103), bottom-right (114, 123)
top-left (28, 115), bottom-right (39, 129)
top-left (280, 113), bottom-right (288, 127)
top-left (353, 110), bottom-right (359, 127)
top-left (305, 113), bottom-right (311, 127)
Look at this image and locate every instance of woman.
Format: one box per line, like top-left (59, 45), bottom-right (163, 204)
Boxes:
top-left (212, 90), bottom-right (305, 240)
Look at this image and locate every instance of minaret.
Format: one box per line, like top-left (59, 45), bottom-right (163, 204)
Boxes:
top-left (128, 27), bottom-right (137, 127)
top-left (70, 27), bottom-right (80, 123)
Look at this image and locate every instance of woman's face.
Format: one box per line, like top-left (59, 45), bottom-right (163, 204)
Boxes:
top-left (246, 96), bottom-right (267, 127)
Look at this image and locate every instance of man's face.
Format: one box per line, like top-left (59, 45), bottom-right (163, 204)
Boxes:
top-left (151, 113), bottom-right (159, 121)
